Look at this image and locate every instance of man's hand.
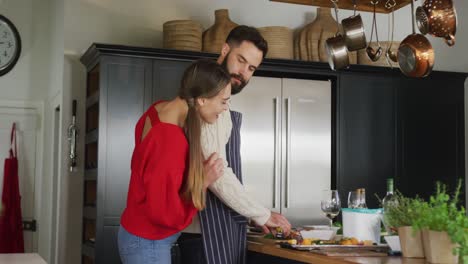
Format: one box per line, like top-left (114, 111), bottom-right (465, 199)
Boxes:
top-left (203, 152), bottom-right (223, 190)
top-left (260, 211), bottom-right (292, 236)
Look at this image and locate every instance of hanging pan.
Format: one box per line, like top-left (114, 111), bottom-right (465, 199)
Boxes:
top-left (341, 0), bottom-right (367, 51)
top-left (326, 0), bottom-right (350, 70)
top-left (398, 0), bottom-right (434, 77)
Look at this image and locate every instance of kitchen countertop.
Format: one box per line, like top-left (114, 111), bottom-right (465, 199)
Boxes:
top-left (247, 242), bottom-right (428, 264)
top-left (0, 253), bottom-right (47, 264)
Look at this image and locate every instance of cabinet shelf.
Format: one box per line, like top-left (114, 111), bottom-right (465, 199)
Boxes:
top-left (82, 255), bottom-right (94, 264)
top-left (82, 242), bottom-right (95, 259)
top-left (270, 0), bottom-right (411, 13)
top-left (86, 129), bottom-right (98, 144)
top-left (84, 169), bottom-right (97, 181)
top-left (86, 104), bottom-right (99, 133)
top-left (83, 206), bottom-right (96, 220)
top-left (87, 65), bottom-right (100, 97)
top-left (85, 141), bottom-right (98, 170)
top-left (86, 93), bottom-right (99, 109)
top-left (84, 180), bottom-right (97, 207)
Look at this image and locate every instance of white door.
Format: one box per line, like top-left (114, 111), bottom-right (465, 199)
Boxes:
top-left (0, 106), bottom-right (40, 252)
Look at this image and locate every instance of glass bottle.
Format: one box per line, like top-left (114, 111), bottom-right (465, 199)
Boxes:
top-left (382, 178), bottom-right (396, 211)
top-left (382, 178), bottom-right (398, 234)
top-left (357, 188), bottom-right (368, 209)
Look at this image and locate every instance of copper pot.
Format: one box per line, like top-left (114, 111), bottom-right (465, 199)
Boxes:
top-left (415, 0), bottom-right (457, 46)
top-left (398, 0), bottom-right (434, 77)
top-left (398, 34), bottom-right (434, 77)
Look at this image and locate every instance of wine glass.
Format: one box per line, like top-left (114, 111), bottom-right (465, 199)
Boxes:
top-left (321, 190), bottom-right (341, 229)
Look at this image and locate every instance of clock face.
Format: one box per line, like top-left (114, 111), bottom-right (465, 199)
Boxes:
top-left (0, 15), bottom-right (21, 76)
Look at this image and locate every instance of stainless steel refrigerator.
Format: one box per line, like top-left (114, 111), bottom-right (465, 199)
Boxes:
top-left (230, 76), bottom-right (332, 226)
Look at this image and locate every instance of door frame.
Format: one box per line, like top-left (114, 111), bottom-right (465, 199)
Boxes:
top-left (48, 92), bottom-right (62, 264)
top-left (0, 99), bottom-right (44, 253)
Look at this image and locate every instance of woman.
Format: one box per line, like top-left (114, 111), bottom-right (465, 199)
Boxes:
top-left (118, 59), bottom-right (232, 263)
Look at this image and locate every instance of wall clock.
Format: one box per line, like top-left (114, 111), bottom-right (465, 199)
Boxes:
top-left (0, 14), bottom-right (21, 77)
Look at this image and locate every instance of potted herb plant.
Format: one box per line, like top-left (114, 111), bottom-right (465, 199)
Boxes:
top-left (413, 181), bottom-right (467, 264)
top-left (382, 191), bottom-right (426, 258)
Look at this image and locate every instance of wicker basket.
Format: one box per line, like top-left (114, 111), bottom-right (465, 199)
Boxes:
top-left (258, 26), bottom-right (293, 60)
top-left (163, 20), bottom-right (203, 51)
top-left (357, 41), bottom-right (400, 67)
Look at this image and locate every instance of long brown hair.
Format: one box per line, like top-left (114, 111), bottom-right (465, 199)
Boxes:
top-left (179, 59), bottom-right (230, 210)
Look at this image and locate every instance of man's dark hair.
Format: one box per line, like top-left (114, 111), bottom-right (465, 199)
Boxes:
top-left (226, 26), bottom-right (268, 58)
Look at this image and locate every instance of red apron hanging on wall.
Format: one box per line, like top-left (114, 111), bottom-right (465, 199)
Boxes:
top-left (0, 123), bottom-right (24, 253)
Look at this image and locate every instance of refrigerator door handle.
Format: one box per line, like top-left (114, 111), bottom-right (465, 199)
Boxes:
top-left (285, 97), bottom-right (291, 209)
top-left (273, 97), bottom-right (280, 209)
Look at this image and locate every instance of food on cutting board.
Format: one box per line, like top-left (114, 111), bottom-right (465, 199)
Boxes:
top-left (264, 227), bottom-right (375, 246)
top-left (281, 236), bottom-right (375, 246)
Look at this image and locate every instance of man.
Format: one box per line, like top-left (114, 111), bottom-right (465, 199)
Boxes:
top-left (177, 26), bottom-right (291, 264)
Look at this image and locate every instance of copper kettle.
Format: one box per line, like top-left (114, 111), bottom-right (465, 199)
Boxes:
top-left (416, 0), bottom-right (457, 46)
top-left (398, 0), bottom-right (434, 77)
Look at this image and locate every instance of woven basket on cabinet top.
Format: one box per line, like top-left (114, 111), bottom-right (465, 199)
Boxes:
top-left (163, 20), bottom-right (203, 51)
top-left (258, 26), bottom-right (294, 60)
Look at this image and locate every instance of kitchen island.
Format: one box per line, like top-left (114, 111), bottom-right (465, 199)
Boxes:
top-left (247, 241), bottom-right (428, 264)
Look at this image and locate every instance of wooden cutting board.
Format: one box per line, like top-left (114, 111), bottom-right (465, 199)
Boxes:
top-left (247, 234), bottom-right (286, 245)
top-left (248, 234), bottom-right (389, 257)
top-left (309, 249), bottom-right (388, 257)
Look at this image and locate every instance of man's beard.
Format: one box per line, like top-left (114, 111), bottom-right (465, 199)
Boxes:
top-left (221, 54), bottom-right (248, 95)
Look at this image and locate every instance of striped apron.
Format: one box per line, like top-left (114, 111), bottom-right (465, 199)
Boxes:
top-left (199, 111), bottom-right (247, 264)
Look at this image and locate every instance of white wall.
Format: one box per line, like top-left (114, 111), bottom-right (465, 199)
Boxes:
top-left (1, 0), bottom-right (49, 261)
top-left (50, 54), bottom-right (85, 264)
top-left (64, 0), bottom-right (467, 73)
top-left (0, 0), bottom-right (64, 262)
top-left (38, 0), bottom-right (65, 261)
top-left (64, 0), bottom-right (409, 53)
top-left (0, 0), bottom-right (54, 100)
top-left (430, 0), bottom-right (467, 72)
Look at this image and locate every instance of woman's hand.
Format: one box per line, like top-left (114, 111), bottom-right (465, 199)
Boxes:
top-left (203, 152), bottom-right (223, 190)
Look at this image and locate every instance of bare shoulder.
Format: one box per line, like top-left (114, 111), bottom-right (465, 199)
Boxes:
top-left (154, 101), bottom-right (180, 126)
top-left (141, 116), bottom-right (152, 142)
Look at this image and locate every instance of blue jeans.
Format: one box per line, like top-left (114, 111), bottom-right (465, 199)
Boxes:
top-left (118, 225), bottom-right (180, 264)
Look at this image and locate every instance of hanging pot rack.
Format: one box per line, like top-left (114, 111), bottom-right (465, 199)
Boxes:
top-left (270, 0), bottom-right (412, 13)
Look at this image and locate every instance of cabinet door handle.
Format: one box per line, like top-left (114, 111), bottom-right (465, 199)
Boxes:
top-left (285, 97), bottom-right (291, 209)
top-left (273, 97), bottom-right (280, 209)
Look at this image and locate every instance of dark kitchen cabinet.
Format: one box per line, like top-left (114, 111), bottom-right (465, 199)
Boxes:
top-left (153, 60), bottom-right (192, 101)
top-left (336, 72), bottom-right (397, 209)
top-left (336, 71), bottom-right (465, 206)
top-left (80, 44), bottom-right (466, 263)
top-left (81, 55), bottom-right (154, 263)
top-left (396, 73), bottom-right (465, 200)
